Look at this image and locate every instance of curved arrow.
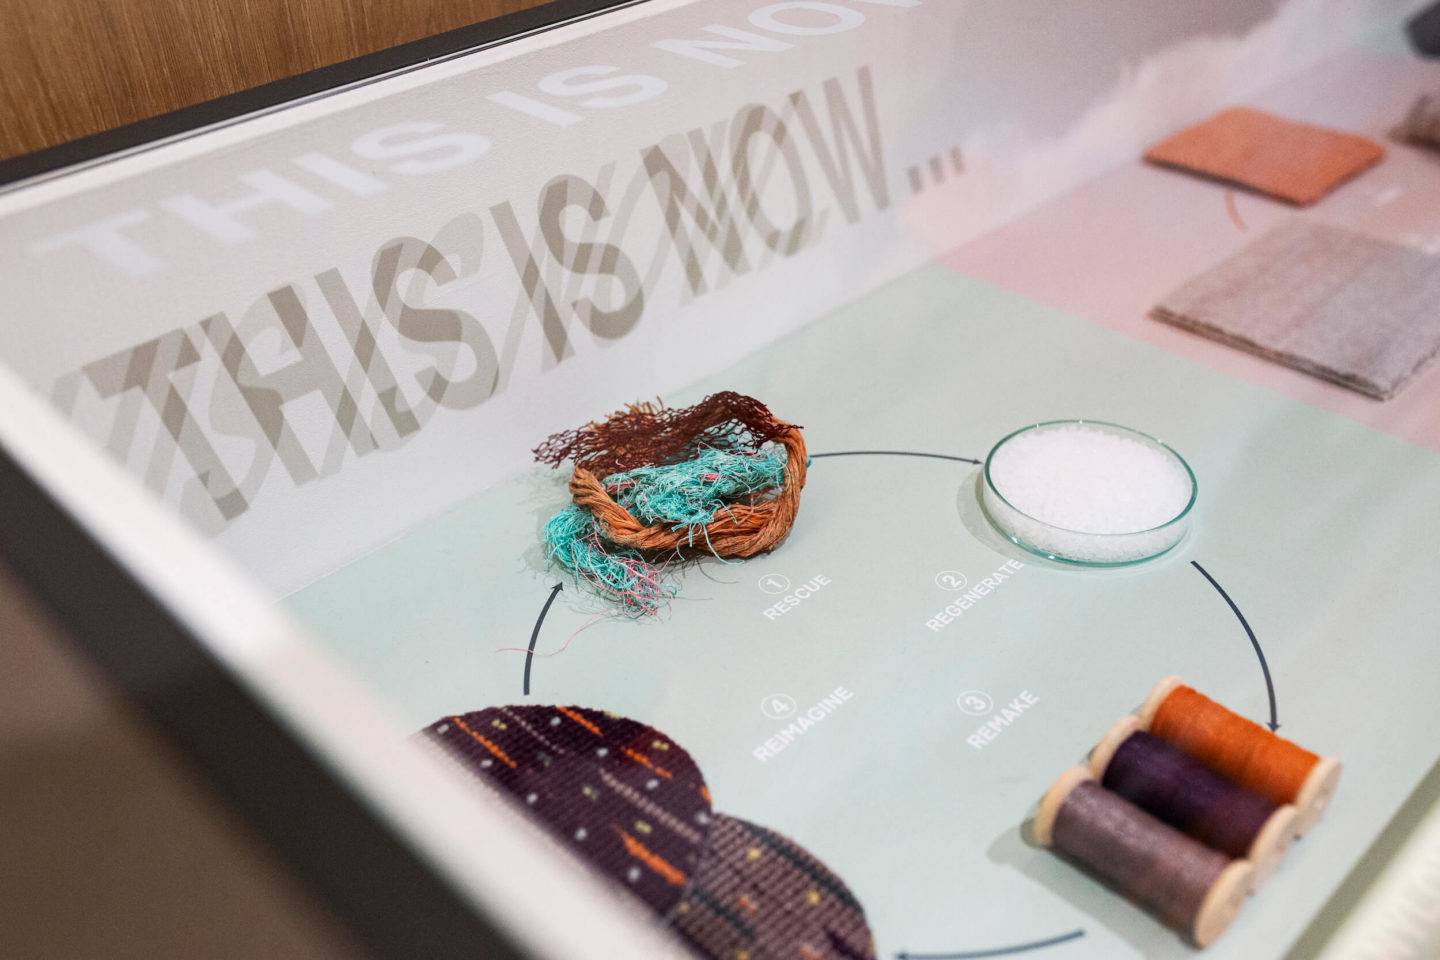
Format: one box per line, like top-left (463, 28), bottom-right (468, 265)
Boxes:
top-left (810, 450), bottom-right (982, 465)
top-left (897, 928), bottom-right (1084, 959)
top-left (1191, 560), bottom-right (1278, 731)
top-left (523, 582), bottom-right (563, 696)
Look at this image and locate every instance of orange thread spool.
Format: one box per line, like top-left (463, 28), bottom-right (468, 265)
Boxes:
top-left (1141, 677), bottom-right (1340, 834)
top-left (1152, 685), bottom-right (1316, 806)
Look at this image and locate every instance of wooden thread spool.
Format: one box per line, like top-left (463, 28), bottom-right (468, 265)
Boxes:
top-left (1138, 676), bottom-right (1340, 835)
top-left (1036, 767), bottom-right (1252, 947)
top-left (1090, 716), bottom-right (1299, 887)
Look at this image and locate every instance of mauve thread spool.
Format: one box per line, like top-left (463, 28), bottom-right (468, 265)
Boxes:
top-left (1035, 768), bottom-right (1252, 947)
top-left (1139, 676), bottom-right (1341, 835)
top-left (1090, 716), bottom-right (1299, 886)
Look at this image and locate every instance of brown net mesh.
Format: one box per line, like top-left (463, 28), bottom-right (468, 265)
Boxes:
top-left (534, 391), bottom-right (797, 476)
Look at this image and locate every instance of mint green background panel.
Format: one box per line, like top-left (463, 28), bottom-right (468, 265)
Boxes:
top-left (287, 265), bottom-right (1440, 959)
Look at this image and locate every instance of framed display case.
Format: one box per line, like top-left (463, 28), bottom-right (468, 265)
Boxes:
top-left (2, 1), bottom-right (1438, 957)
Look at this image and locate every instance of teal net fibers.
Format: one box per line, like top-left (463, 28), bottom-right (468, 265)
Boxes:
top-left (544, 447), bottom-right (787, 615)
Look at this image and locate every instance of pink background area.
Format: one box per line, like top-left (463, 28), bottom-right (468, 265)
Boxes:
top-left (943, 53), bottom-right (1440, 453)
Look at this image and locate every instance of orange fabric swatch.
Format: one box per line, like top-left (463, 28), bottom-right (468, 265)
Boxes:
top-left (1144, 106), bottom-right (1384, 206)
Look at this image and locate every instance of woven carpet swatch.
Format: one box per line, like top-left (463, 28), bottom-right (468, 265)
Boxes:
top-left (671, 815), bottom-right (875, 960)
top-left (421, 705), bottom-right (876, 960)
top-left (421, 705), bottom-right (711, 919)
top-left (1151, 221), bottom-right (1440, 400)
top-left (1145, 107), bottom-right (1385, 206)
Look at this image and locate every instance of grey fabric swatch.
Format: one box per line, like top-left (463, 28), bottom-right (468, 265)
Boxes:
top-left (1151, 221), bottom-right (1440, 400)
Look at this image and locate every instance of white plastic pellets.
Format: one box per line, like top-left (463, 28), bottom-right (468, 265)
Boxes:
top-left (983, 422), bottom-right (1194, 564)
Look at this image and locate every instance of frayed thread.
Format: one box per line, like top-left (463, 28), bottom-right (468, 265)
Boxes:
top-left (544, 447), bottom-right (785, 615)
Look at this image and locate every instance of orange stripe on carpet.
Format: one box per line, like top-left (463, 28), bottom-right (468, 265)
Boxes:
top-left (556, 706), bottom-right (603, 736)
top-left (622, 747), bottom-right (673, 779)
top-left (451, 716), bottom-right (518, 769)
top-left (616, 828), bottom-right (688, 887)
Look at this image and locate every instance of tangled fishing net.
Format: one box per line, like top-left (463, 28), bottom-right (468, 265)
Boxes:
top-left (535, 392), bottom-right (806, 615)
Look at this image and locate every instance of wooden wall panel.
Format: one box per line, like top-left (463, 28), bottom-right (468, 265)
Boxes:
top-left (0, 0), bottom-right (551, 160)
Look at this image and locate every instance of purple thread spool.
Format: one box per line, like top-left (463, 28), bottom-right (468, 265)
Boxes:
top-left (1090, 716), bottom-right (1299, 886)
top-left (1035, 767), bottom-right (1252, 947)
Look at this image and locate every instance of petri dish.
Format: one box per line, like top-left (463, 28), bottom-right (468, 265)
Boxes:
top-left (981, 420), bottom-right (1197, 566)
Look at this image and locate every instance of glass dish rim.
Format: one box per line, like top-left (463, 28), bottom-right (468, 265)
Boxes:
top-left (982, 419), bottom-right (1199, 538)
